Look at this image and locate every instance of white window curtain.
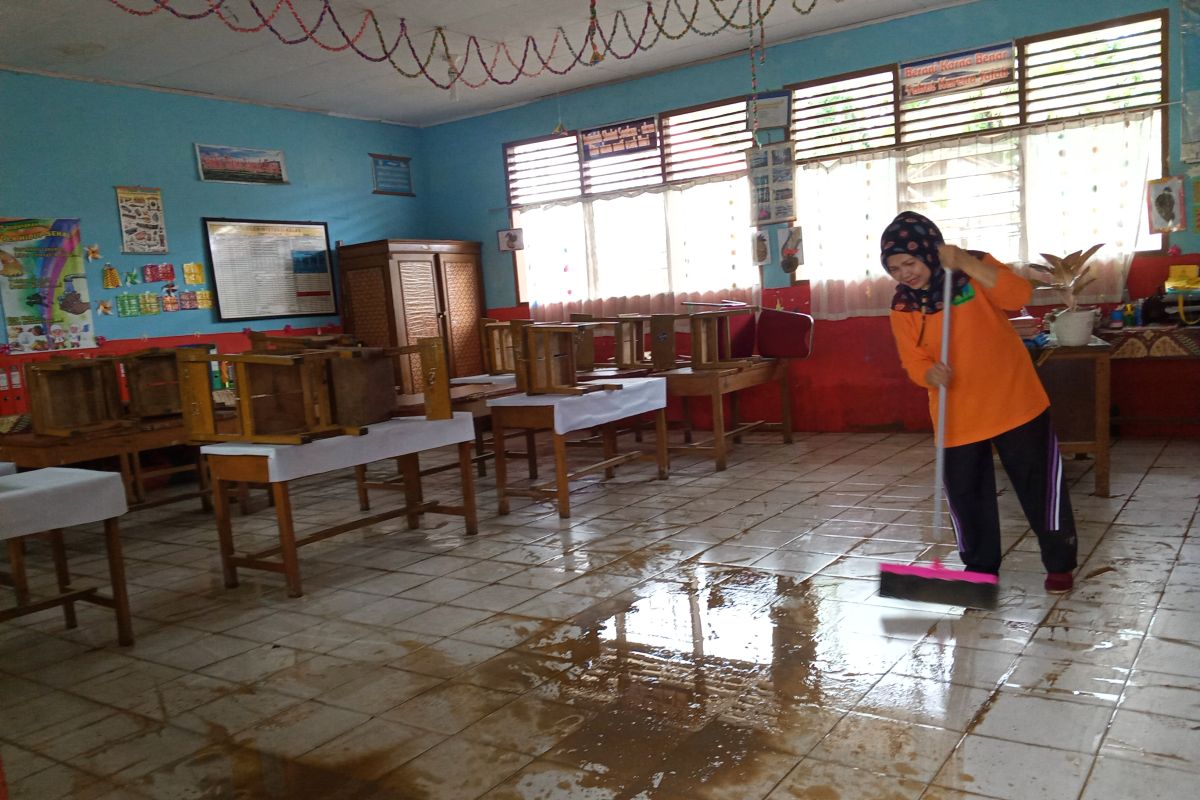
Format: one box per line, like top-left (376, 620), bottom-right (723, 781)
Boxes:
top-left (799, 109), bottom-right (1160, 319)
top-left (519, 176), bottom-right (759, 321)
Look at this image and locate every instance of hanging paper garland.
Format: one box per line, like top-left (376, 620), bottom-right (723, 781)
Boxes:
top-left (103, 0), bottom-right (841, 91)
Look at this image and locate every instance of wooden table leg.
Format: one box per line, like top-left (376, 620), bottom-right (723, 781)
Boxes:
top-left (525, 430), bottom-right (538, 479)
top-left (117, 453), bottom-right (138, 506)
top-left (400, 454), bottom-right (423, 529)
top-left (197, 452), bottom-right (213, 513)
top-left (47, 529), bottom-right (77, 629)
top-left (655, 409), bottom-right (669, 480)
top-left (458, 441), bottom-right (478, 535)
top-left (474, 422), bottom-right (488, 477)
top-left (1095, 354), bottom-right (1111, 497)
top-left (494, 416), bottom-right (510, 515)
top-left (6, 538), bottom-right (30, 606)
top-left (270, 481), bottom-right (303, 598)
top-left (553, 432), bottom-right (571, 519)
top-left (779, 359), bottom-right (794, 444)
top-left (354, 464), bottom-right (370, 511)
top-left (711, 387), bottom-right (728, 471)
top-left (212, 479), bottom-right (240, 589)
top-left (602, 424), bottom-right (617, 479)
top-left (102, 518), bottom-right (134, 647)
top-left (730, 391), bottom-right (742, 444)
top-left (682, 397), bottom-right (694, 444)
top-left (127, 448), bottom-right (147, 505)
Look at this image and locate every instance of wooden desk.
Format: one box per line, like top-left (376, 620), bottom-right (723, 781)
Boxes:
top-left (487, 378), bottom-right (669, 519)
top-left (1, 468), bottom-right (133, 646)
top-left (1035, 339), bottom-right (1111, 497)
top-left (202, 413), bottom-right (478, 597)
top-left (662, 358), bottom-right (792, 471)
top-left (0, 417), bottom-right (210, 511)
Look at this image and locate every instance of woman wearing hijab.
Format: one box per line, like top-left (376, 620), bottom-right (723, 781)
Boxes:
top-left (881, 211), bottom-right (1077, 593)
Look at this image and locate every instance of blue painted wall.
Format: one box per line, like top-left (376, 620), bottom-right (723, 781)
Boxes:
top-left (0, 71), bottom-right (422, 343)
top-left (0, 0), bottom-right (1187, 333)
top-left (421, 0), bottom-right (1187, 307)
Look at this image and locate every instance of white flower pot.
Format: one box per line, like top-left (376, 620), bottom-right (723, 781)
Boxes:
top-left (1049, 308), bottom-right (1097, 346)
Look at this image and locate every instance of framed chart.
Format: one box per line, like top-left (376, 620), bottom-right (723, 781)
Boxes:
top-left (202, 218), bottom-right (337, 321)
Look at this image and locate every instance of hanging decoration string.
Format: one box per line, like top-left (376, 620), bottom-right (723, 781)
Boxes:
top-left (103, 0), bottom-right (842, 91)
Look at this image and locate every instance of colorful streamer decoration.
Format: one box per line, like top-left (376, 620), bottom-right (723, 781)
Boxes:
top-left (104, 0), bottom-right (842, 90)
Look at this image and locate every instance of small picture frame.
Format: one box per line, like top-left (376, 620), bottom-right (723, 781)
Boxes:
top-left (497, 228), bottom-right (524, 251)
top-left (1147, 175), bottom-right (1186, 233)
top-left (195, 144), bottom-right (288, 184)
top-left (371, 153), bottom-right (414, 196)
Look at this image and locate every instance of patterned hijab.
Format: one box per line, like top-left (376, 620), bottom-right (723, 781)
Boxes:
top-left (880, 211), bottom-right (972, 315)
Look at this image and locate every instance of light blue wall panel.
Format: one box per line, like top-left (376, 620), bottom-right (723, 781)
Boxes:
top-left (0, 71), bottom-right (422, 342)
top-left (421, 0), bottom-right (1183, 307)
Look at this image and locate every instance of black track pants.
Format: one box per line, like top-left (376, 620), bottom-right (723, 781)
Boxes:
top-left (942, 410), bottom-right (1078, 575)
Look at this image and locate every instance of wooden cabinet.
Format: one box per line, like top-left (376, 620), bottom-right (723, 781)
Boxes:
top-left (336, 239), bottom-right (484, 390)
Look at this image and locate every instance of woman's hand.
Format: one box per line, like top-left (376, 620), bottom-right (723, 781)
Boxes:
top-left (937, 244), bottom-right (967, 271)
top-left (938, 243), bottom-right (998, 289)
top-left (925, 361), bottom-right (952, 388)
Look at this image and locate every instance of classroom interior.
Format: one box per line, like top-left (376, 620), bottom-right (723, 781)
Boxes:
top-left (2, 1), bottom-right (1200, 798)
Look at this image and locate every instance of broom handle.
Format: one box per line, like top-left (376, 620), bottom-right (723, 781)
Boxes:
top-left (932, 267), bottom-right (954, 548)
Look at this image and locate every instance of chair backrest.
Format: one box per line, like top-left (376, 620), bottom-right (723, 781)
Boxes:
top-left (756, 308), bottom-right (815, 359)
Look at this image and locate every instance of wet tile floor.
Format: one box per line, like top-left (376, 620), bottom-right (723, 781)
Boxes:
top-left (2, 432), bottom-right (1199, 799)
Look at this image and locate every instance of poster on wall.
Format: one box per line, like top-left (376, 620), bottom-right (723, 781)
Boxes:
top-left (747, 141), bottom-right (796, 226)
top-left (195, 144), bottom-right (288, 185)
top-left (203, 218), bottom-right (336, 321)
top-left (900, 42), bottom-right (1015, 100)
top-left (580, 117), bottom-right (658, 160)
top-left (0, 218), bottom-right (98, 353)
top-left (1147, 176), bottom-right (1186, 234)
top-left (116, 186), bottom-right (168, 253)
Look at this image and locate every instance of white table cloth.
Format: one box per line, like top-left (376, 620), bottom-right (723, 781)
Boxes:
top-left (0, 467), bottom-right (127, 540)
top-left (0, 462), bottom-right (15, 476)
top-left (486, 377), bottom-right (666, 434)
top-left (201, 412), bottom-right (475, 483)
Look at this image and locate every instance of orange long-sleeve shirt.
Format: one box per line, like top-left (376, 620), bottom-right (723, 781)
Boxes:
top-left (889, 255), bottom-right (1049, 447)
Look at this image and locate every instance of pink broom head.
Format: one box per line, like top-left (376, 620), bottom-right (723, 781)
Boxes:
top-left (879, 561), bottom-right (998, 585)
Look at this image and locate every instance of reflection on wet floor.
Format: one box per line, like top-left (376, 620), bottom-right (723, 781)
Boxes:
top-left (2, 433), bottom-right (1200, 799)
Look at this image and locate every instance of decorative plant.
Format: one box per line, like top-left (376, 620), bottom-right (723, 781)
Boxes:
top-left (1028, 243), bottom-right (1104, 314)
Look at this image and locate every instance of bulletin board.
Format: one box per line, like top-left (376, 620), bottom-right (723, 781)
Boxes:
top-left (202, 218), bottom-right (337, 321)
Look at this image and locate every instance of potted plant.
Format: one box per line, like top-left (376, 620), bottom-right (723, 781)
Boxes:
top-left (1029, 243), bottom-right (1103, 346)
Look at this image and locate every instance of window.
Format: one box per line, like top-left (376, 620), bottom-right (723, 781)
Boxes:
top-left (506, 98), bottom-right (758, 312)
top-left (788, 11), bottom-right (1166, 319)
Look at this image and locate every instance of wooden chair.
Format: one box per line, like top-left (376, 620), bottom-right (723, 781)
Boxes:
top-left (515, 323), bottom-right (616, 395)
top-left (688, 308), bottom-right (757, 370)
top-left (480, 317), bottom-right (521, 375)
top-left (119, 345), bottom-right (212, 419)
top-left (247, 331), bottom-right (358, 353)
top-left (176, 349), bottom-right (352, 444)
top-left (26, 358), bottom-right (129, 437)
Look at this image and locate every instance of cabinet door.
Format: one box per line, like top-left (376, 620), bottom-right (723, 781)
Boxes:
top-left (392, 254), bottom-right (440, 391)
top-left (341, 262), bottom-right (397, 348)
top-left (438, 253), bottom-right (484, 377)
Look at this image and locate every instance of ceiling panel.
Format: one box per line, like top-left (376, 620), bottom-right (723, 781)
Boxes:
top-left (0, 0), bottom-right (977, 126)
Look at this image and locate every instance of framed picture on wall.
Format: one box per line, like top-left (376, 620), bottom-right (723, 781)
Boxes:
top-left (202, 218), bottom-right (337, 321)
top-left (371, 153), bottom-right (414, 196)
top-left (1147, 175), bottom-right (1186, 233)
top-left (195, 144), bottom-right (288, 185)
top-left (497, 228), bottom-right (524, 251)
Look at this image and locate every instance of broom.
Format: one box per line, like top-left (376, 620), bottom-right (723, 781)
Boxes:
top-left (879, 262), bottom-right (999, 609)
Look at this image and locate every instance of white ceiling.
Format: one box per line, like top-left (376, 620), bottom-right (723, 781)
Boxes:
top-left (0, 0), bottom-right (973, 127)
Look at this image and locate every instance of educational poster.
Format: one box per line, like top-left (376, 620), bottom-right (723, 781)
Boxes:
top-left (747, 141), bottom-right (796, 226)
top-left (0, 218), bottom-right (97, 353)
top-left (115, 185), bottom-right (168, 253)
top-left (203, 218), bottom-right (336, 321)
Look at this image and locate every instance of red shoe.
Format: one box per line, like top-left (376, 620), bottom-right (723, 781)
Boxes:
top-left (1044, 572), bottom-right (1074, 593)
